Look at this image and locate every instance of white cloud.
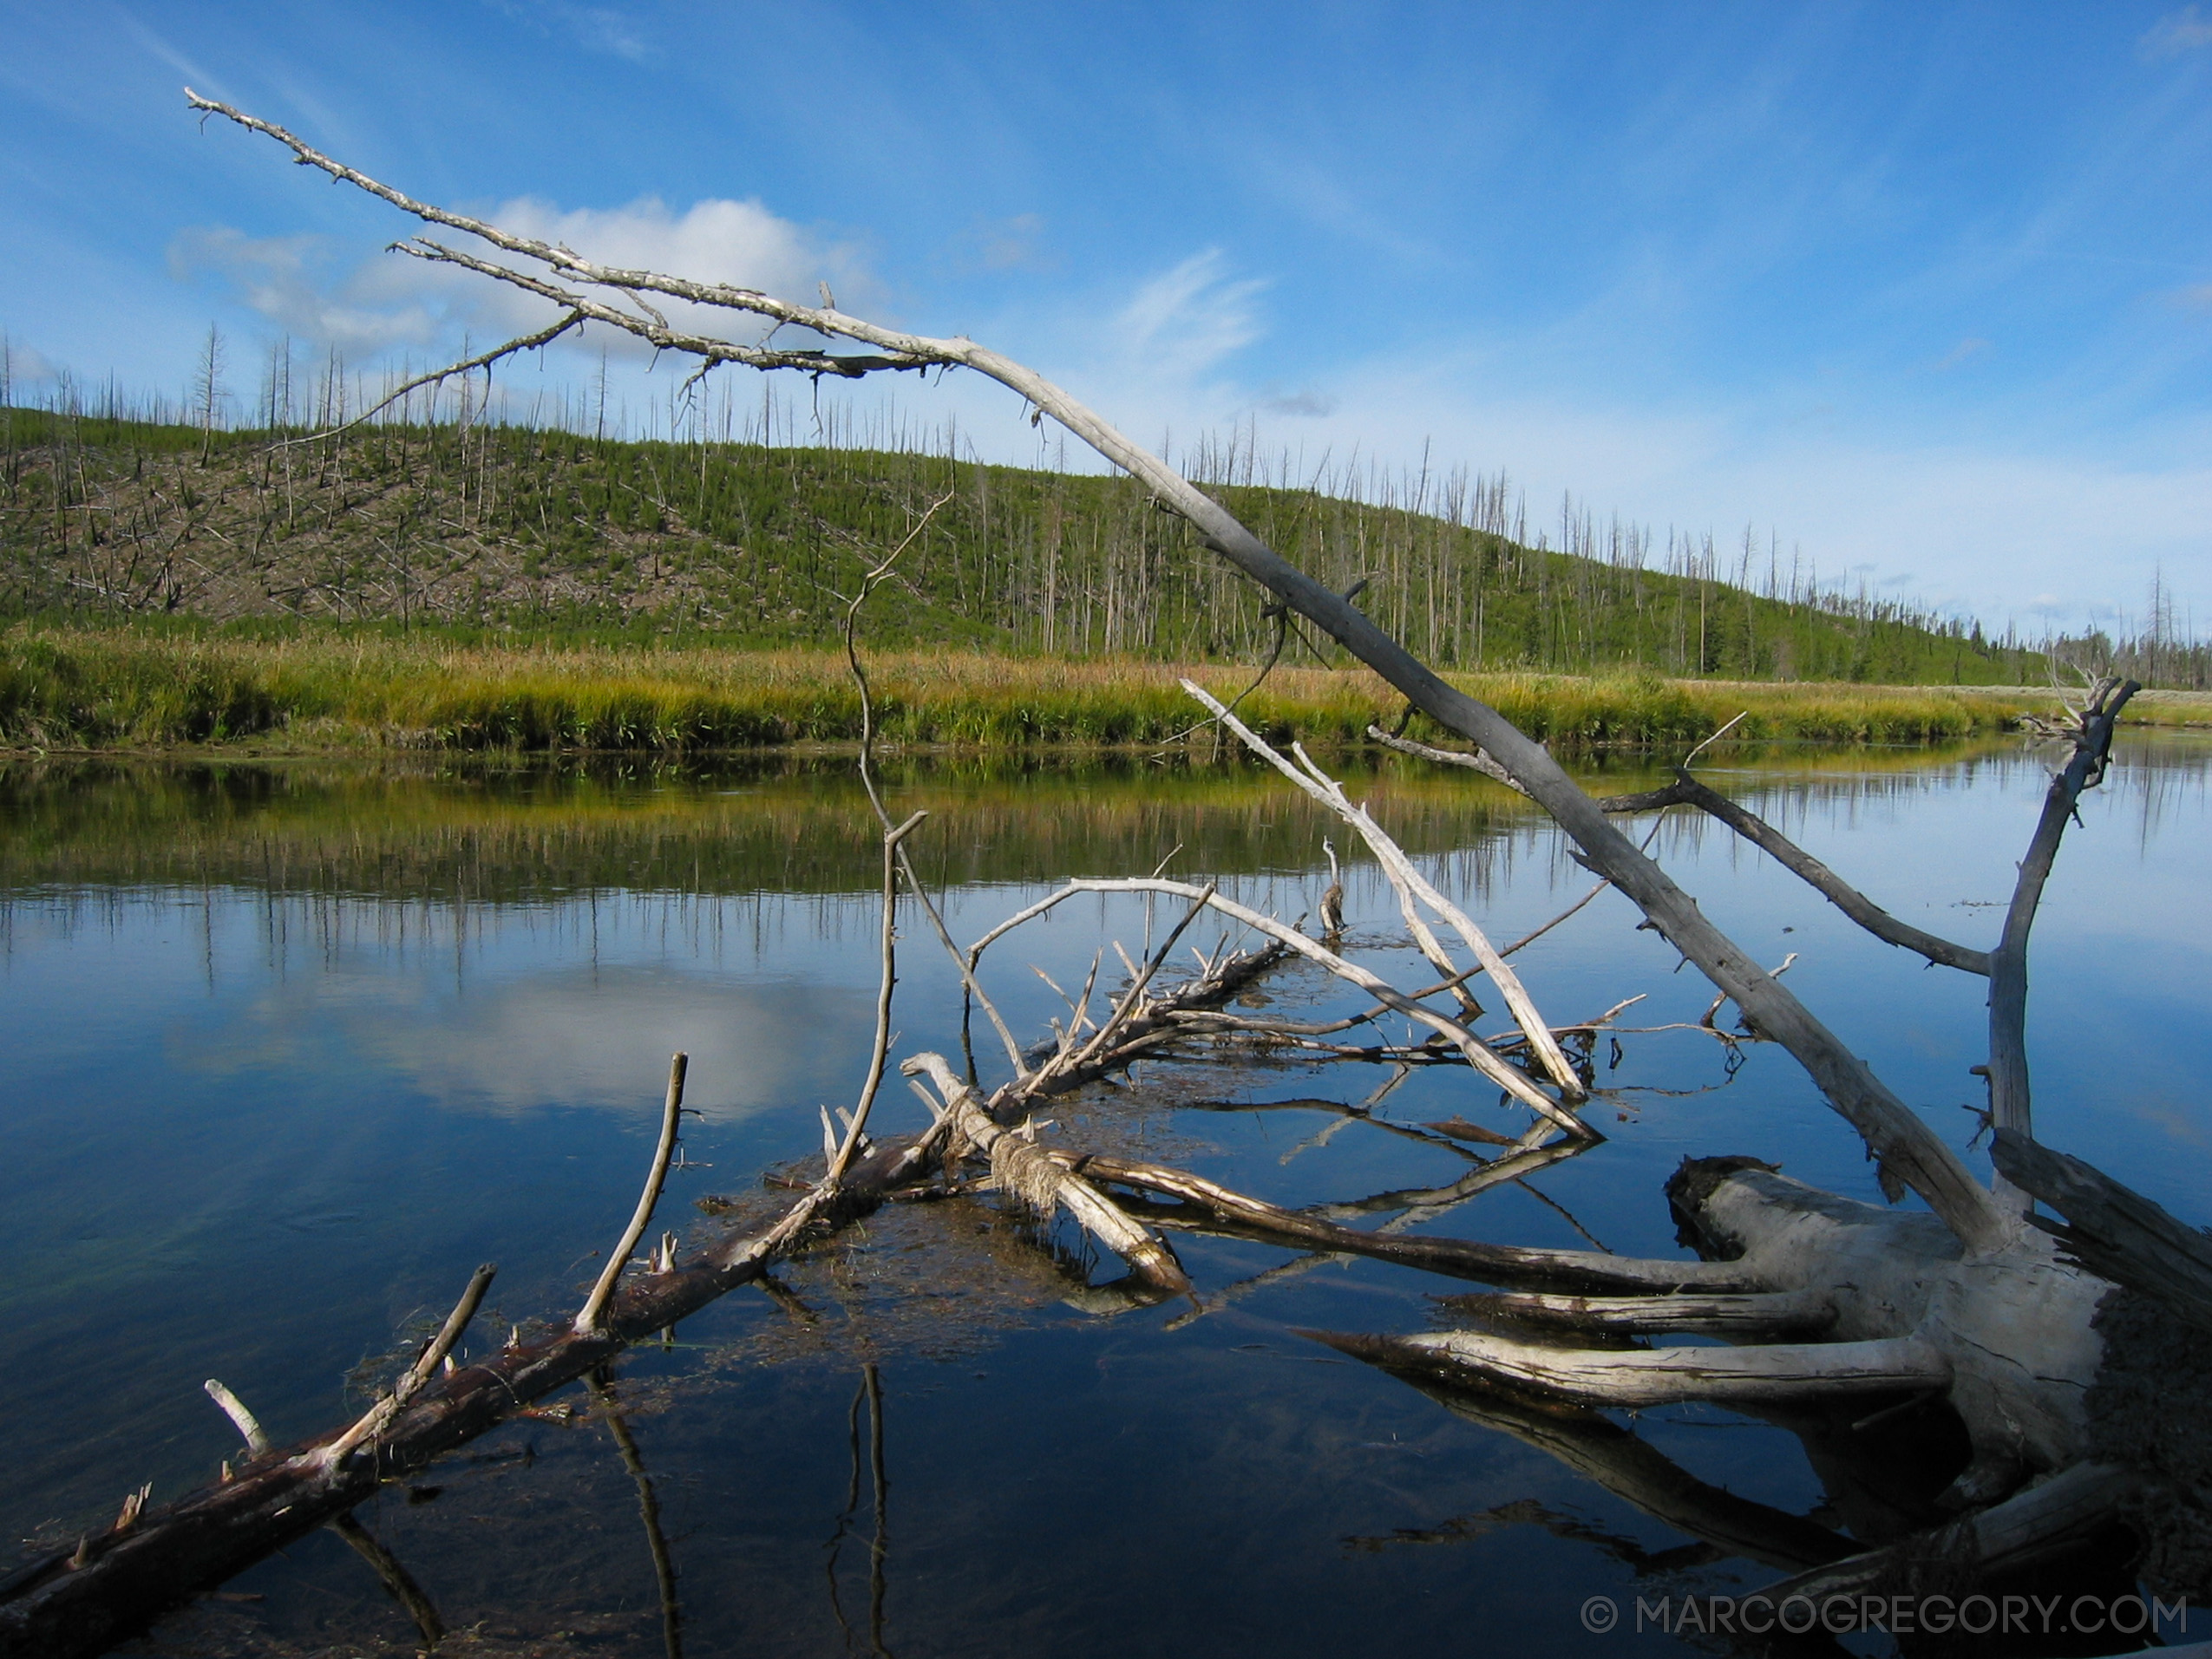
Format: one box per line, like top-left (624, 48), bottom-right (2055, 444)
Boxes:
top-left (169, 226), bottom-right (445, 355)
top-left (173, 191), bottom-right (874, 367)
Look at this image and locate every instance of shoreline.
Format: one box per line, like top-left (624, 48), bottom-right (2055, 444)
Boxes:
top-left (6, 626), bottom-right (2202, 758)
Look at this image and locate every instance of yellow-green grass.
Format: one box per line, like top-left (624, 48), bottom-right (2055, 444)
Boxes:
top-left (0, 625), bottom-right (2091, 754)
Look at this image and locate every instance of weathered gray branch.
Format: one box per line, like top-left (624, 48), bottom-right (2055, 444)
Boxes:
top-left (1316, 1326), bottom-right (1951, 1410)
top-left (1986, 678), bottom-right (2140, 1180)
top-left (1659, 772), bottom-right (1990, 975)
top-left (828, 812), bottom-right (929, 1184)
top-left (1071, 1152), bottom-right (1759, 1293)
top-left (325, 1262), bottom-right (496, 1465)
top-left (901, 1052), bottom-right (1190, 1295)
top-left (1372, 728), bottom-right (1992, 975)
top-left (1190, 683), bottom-right (1584, 1095)
top-left (968, 876), bottom-right (1593, 1139)
top-left (1991, 1127), bottom-right (2212, 1329)
top-left (1436, 1287), bottom-right (1838, 1340)
top-left (577, 1054), bottom-right (688, 1334)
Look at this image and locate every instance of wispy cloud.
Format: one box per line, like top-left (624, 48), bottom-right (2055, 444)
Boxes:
top-left (1111, 251), bottom-right (1266, 377)
top-left (1, 332), bottom-right (59, 385)
top-left (487, 1), bottom-right (652, 62)
top-left (2141, 6), bottom-right (2212, 59)
top-left (1934, 336), bottom-right (1991, 370)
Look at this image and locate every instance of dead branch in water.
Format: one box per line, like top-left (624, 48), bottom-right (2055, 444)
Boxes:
top-left (902, 1051), bottom-right (1191, 1297)
top-left (1985, 676), bottom-right (2138, 1205)
top-left (970, 875), bottom-right (1593, 1140)
top-left (0, 1114), bottom-right (951, 1659)
top-left (36, 93), bottom-right (2186, 1653)
top-left (1188, 680), bottom-right (1583, 1094)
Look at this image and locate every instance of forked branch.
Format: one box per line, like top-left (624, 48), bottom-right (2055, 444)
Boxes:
top-left (1986, 676), bottom-right (2140, 1166)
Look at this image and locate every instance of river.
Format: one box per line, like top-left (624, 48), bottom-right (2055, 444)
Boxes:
top-left (3, 734), bottom-right (2207, 1656)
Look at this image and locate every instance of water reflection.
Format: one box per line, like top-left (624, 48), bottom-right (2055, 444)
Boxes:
top-left (1, 735), bottom-right (2207, 1656)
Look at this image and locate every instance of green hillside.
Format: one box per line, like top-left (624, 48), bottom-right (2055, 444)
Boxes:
top-left (1, 404), bottom-right (2041, 686)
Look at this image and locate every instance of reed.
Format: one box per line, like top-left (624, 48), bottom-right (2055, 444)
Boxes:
top-left (0, 625), bottom-right (2081, 755)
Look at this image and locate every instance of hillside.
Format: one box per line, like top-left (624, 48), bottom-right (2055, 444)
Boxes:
top-left (1, 406), bottom-right (2040, 686)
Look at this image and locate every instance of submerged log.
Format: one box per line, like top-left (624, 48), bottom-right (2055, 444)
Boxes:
top-left (1, 934), bottom-right (1299, 1659)
top-left (0, 1128), bottom-right (946, 1659)
top-left (1326, 1158), bottom-right (2111, 1499)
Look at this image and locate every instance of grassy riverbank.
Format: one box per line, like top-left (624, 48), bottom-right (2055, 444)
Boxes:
top-left (0, 626), bottom-right (2089, 754)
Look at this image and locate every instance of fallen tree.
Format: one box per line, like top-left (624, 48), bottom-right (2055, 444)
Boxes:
top-left (7, 92), bottom-right (2202, 1656)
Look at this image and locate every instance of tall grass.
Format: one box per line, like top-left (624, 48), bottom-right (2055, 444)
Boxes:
top-left (0, 626), bottom-right (2067, 754)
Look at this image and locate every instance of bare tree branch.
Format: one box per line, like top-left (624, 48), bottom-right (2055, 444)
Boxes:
top-left (1371, 728), bottom-right (1990, 974)
top-left (1986, 677), bottom-right (2139, 1190)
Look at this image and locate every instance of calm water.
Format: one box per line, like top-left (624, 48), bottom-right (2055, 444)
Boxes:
top-left (3, 736), bottom-right (2208, 1657)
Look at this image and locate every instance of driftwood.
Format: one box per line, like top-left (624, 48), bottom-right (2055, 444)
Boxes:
top-left (901, 1052), bottom-right (1191, 1297)
top-left (0, 896), bottom-right (1306, 1657)
top-left (32, 93), bottom-right (2184, 1650)
top-left (1328, 1157), bottom-right (2104, 1491)
top-left (1985, 678), bottom-right (2140, 1201)
top-left (1182, 682), bottom-right (1583, 1095)
top-left (1071, 1152), bottom-right (1758, 1294)
top-left (0, 1124), bottom-right (944, 1659)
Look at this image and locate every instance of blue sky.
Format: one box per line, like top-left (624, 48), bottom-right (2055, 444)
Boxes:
top-left (3, 3), bottom-right (2209, 636)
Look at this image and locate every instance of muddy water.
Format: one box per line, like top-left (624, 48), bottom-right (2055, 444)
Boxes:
top-left (2, 735), bottom-right (2208, 1656)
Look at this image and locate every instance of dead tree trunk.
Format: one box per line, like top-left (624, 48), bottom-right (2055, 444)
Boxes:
top-left (150, 94), bottom-right (2208, 1631)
